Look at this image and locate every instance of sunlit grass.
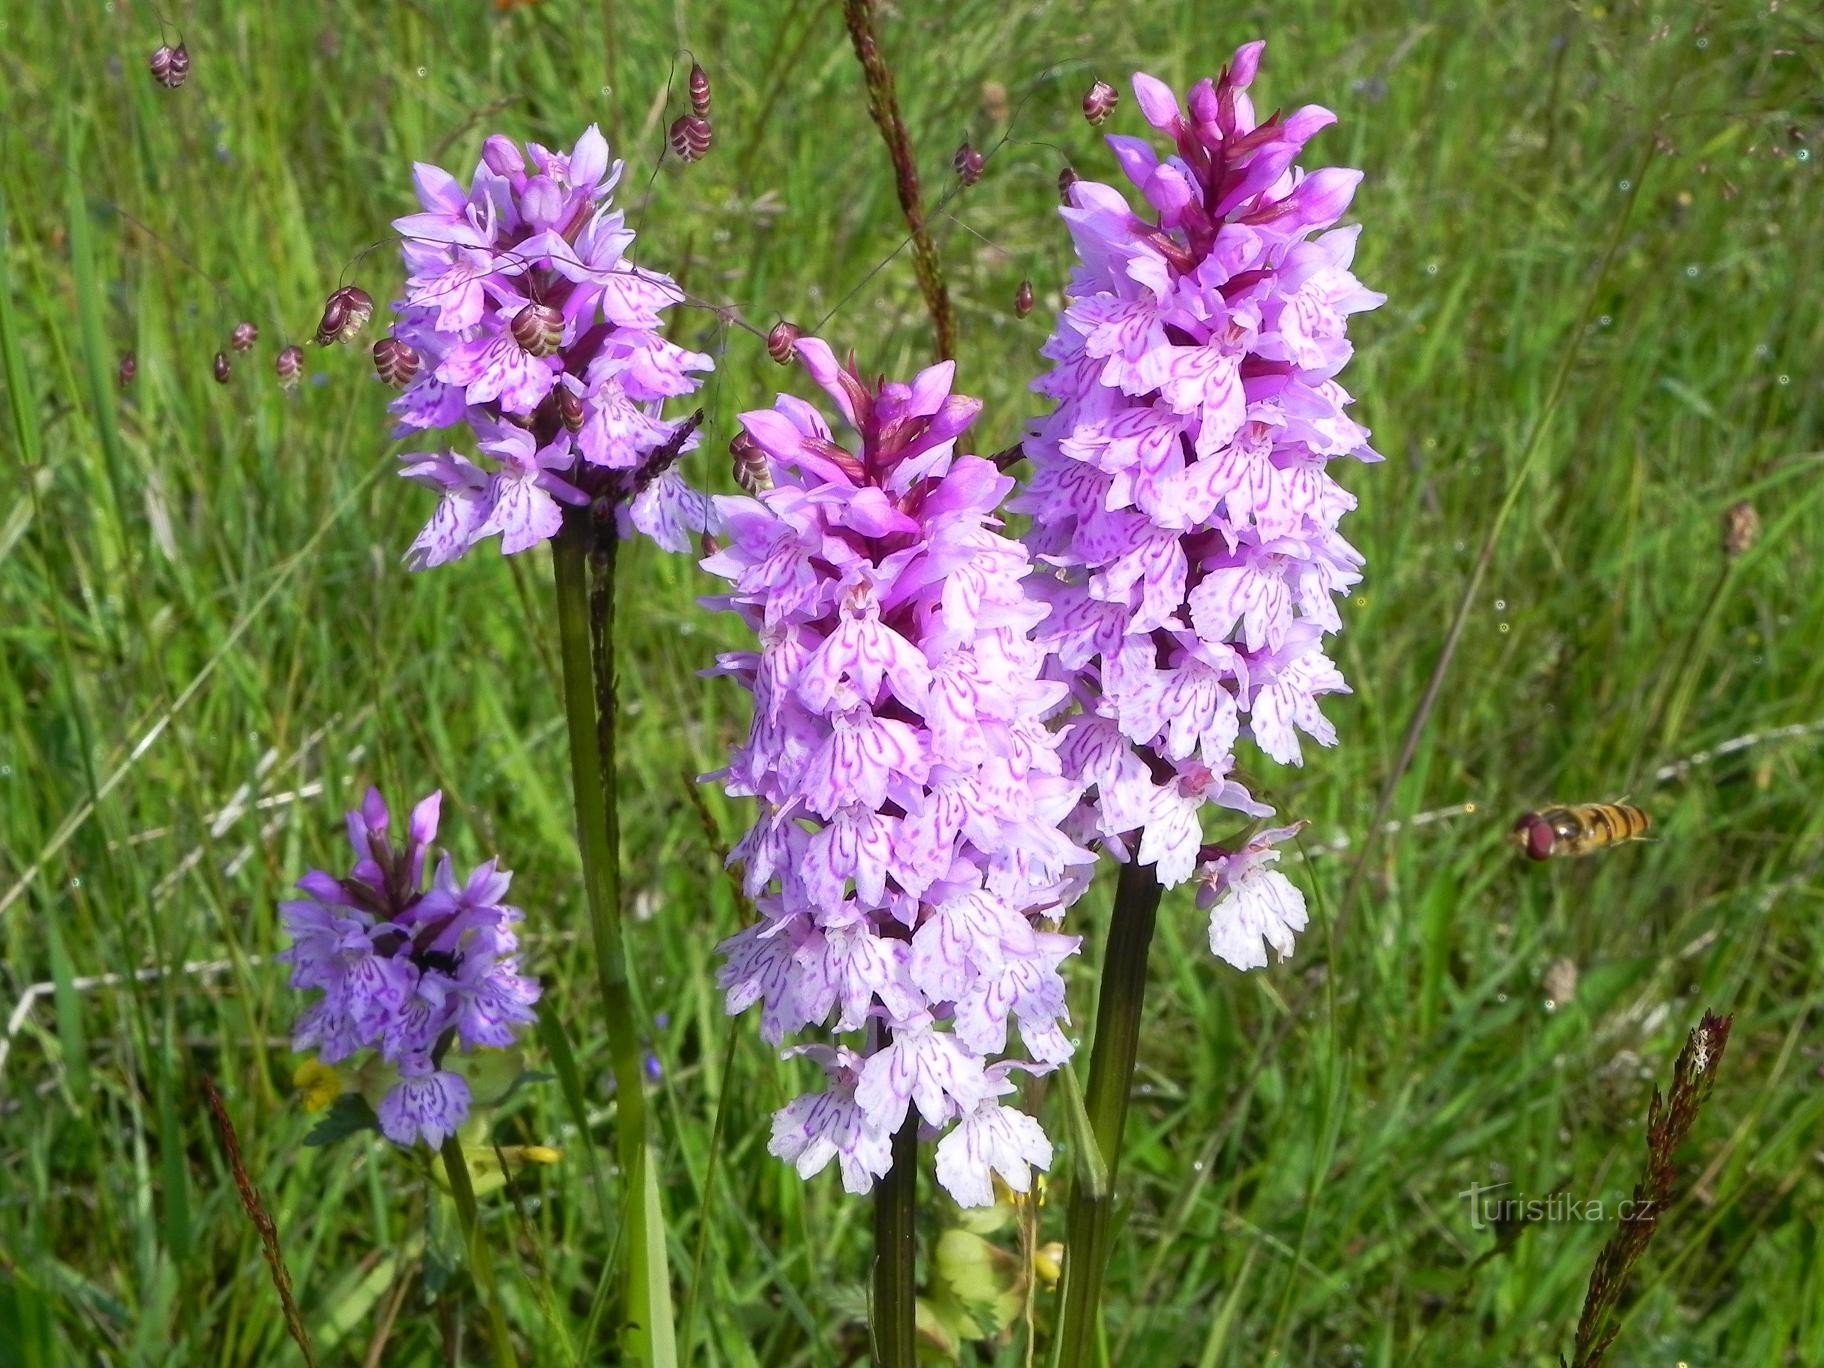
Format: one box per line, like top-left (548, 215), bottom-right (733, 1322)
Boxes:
top-left (2, 1), bottom-right (1820, 1363)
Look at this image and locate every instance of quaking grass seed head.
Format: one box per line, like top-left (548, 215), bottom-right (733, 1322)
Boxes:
top-left (1083, 79), bottom-right (1119, 125)
top-left (315, 286), bottom-right (373, 345)
top-left (689, 62), bottom-right (711, 118)
top-left (118, 350), bottom-right (137, 387)
top-left (1722, 500), bottom-right (1761, 558)
top-left (212, 351), bottom-right (231, 384)
top-left (231, 321), bottom-right (258, 351)
top-left (766, 320), bottom-right (801, 365)
top-left (372, 336), bottom-right (421, 388)
top-left (509, 301), bottom-right (563, 357)
top-left (953, 141), bottom-right (984, 186)
top-left (669, 114), bottom-right (712, 163)
top-left (730, 429), bottom-right (772, 494)
top-left (1057, 166), bottom-right (1080, 203)
top-left (275, 344), bottom-right (304, 388)
top-left (1015, 279), bottom-right (1034, 318)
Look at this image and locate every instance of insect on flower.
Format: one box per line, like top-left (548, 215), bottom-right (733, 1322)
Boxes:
top-left (1512, 803), bottom-right (1650, 861)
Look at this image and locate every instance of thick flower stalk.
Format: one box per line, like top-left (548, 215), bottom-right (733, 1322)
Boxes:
top-left (279, 789), bottom-right (540, 1148)
top-left (1017, 43), bottom-right (1382, 945)
top-left (702, 339), bottom-right (1093, 1206)
top-left (385, 124), bottom-right (714, 565)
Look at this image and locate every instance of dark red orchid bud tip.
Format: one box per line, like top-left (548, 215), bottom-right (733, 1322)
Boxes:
top-left (275, 345), bottom-right (304, 388)
top-left (510, 301), bottom-right (564, 357)
top-left (668, 114), bottom-right (713, 164)
top-left (230, 321), bottom-right (258, 352)
top-left (117, 351), bottom-right (137, 387)
top-left (212, 351), bottom-right (231, 384)
top-left (557, 387), bottom-right (585, 433)
top-left (1083, 79), bottom-right (1119, 126)
top-left (766, 320), bottom-right (800, 365)
top-left (1014, 279), bottom-right (1034, 318)
top-left (730, 430), bottom-right (772, 495)
top-left (1058, 166), bottom-right (1080, 204)
top-left (372, 337), bottom-right (421, 388)
top-left (953, 141), bottom-right (984, 187)
top-left (689, 62), bottom-right (711, 118)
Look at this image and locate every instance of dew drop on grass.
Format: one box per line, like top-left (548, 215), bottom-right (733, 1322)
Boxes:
top-left (1777, 374), bottom-right (1791, 385)
top-left (1685, 264), bottom-right (1701, 277)
top-left (0, 764), bottom-right (11, 777)
top-left (416, 66), bottom-right (428, 78)
top-left (1498, 623), bottom-right (1510, 634)
top-left (1425, 262), bottom-right (1439, 276)
top-left (1493, 599), bottom-right (1506, 611)
top-left (1618, 179), bottom-right (1632, 191)
top-left (68, 877), bottom-right (82, 890)
top-left (1798, 149), bottom-right (1811, 163)
top-left (1496, 992), bottom-right (1508, 1003)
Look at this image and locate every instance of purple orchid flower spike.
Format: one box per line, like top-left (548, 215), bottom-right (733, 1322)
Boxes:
top-left (1014, 42), bottom-right (1382, 925)
top-left (702, 340), bottom-right (1095, 1206)
top-left (383, 124), bottom-right (713, 564)
top-left (278, 789), bottom-right (540, 1148)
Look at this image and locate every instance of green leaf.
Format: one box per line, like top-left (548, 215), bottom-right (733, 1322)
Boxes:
top-left (302, 1093), bottom-right (379, 1148)
top-left (930, 1228), bottom-right (1023, 1341)
top-left (621, 1142), bottom-right (679, 1367)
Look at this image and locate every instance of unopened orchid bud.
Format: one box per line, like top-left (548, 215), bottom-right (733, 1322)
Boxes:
top-left (212, 351), bottom-right (231, 384)
top-left (230, 321), bottom-right (258, 352)
top-left (1722, 500), bottom-right (1761, 559)
top-left (1083, 79), bottom-right (1119, 125)
top-left (689, 62), bottom-right (711, 118)
top-left (1014, 279), bottom-right (1034, 317)
top-left (766, 320), bottom-right (800, 365)
top-left (510, 301), bottom-right (564, 357)
top-left (953, 141), bottom-right (984, 187)
top-left (275, 345), bottom-right (304, 389)
top-left (1058, 166), bottom-right (1080, 203)
top-left (557, 386), bottom-right (585, 433)
top-left (118, 351), bottom-right (137, 388)
top-left (372, 336), bottom-right (421, 388)
top-left (669, 114), bottom-right (712, 164)
top-left (730, 430), bottom-right (773, 495)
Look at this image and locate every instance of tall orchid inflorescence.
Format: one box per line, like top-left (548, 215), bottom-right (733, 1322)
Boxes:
top-left (382, 125), bottom-right (714, 567)
top-left (279, 789), bottom-right (540, 1148)
top-left (1014, 44), bottom-right (1382, 966)
top-left (703, 340), bottom-right (1093, 1206)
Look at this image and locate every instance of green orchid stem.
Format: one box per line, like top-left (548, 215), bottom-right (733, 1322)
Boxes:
top-left (872, 1113), bottom-right (920, 1367)
top-left (440, 1135), bottom-right (519, 1367)
top-left (552, 526), bottom-right (663, 1316)
top-left (1055, 859), bottom-right (1165, 1368)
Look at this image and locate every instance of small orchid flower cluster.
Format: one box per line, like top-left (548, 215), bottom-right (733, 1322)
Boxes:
top-left (382, 124), bottom-right (714, 567)
top-left (702, 340), bottom-right (1093, 1206)
top-left (1014, 44), bottom-right (1382, 966)
top-left (279, 789), bottom-right (540, 1149)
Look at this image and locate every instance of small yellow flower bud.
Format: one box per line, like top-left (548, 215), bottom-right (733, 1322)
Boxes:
top-left (1034, 1241), bottom-right (1065, 1289)
top-left (292, 1058), bottom-right (343, 1113)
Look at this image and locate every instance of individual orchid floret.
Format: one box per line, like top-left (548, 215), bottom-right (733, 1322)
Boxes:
top-left (1014, 42), bottom-right (1382, 915)
top-left (384, 124), bottom-right (714, 565)
top-left (1196, 823), bottom-right (1309, 970)
top-left (703, 339), bottom-right (1094, 1206)
top-left (278, 789), bottom-right (540, 1148)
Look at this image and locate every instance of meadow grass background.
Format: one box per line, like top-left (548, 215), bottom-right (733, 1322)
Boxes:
top-left (2, 0), bottom-right (1821, 1363)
